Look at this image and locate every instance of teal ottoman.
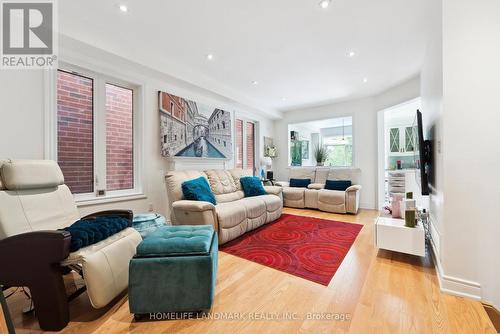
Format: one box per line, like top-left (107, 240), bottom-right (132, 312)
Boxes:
top-left (128, 225), bottom-right (218, 316)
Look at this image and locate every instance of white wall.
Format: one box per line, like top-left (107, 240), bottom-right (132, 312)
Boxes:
top-left (420, 0), bottom-right (445, 271)
top-left (421, 0), bottom-right (500, 309)
top-left (0, 36), bottom-right (275, 220)
top-left (274, 76), bottom-right (420, 210)
top-left (441, 0), bottom-right (500, 308)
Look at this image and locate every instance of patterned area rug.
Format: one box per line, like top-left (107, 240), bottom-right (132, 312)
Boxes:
top-left (220, 213), bottom-right (363, 285)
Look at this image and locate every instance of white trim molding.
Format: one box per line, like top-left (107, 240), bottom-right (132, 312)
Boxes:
top-left (429, 217), bottom-right (482, 301)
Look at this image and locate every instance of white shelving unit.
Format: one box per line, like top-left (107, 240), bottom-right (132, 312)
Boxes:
top-left (375, 216), bottom-right (425, 257)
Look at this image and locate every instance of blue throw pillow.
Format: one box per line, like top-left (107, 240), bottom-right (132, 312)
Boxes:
top-left (63, 216), bottom-right (129, 252)
top-left (325, 180), bottom-right (352, 191)
top-left (182, 177), bottom-right (217, 205)
top-left (240, 176), bottom-right (267, 197)
top-left (289, 178), bottom-right (311, 188)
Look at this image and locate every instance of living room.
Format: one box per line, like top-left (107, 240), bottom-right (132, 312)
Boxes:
top-left (0, 0), bottom-right (499, 333)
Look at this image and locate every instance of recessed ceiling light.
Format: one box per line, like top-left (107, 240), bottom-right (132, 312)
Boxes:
top-left (206, 53), bottom-right (214, 60)
top-left (119, 4), bottom-right (128, 12)
top-left (363, 77), bottom-right (368, 83)
top-left (251, 80), bottom-right (259, 85)
top-left (281, 97), bottom-right (287, 101)
top-left (319, 0), bottom-right (331, 9)
top-left (348, 51), bottom-right (356, 57)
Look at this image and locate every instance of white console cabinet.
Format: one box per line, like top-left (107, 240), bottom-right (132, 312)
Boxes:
top-left (375, 216), bottom-right (425, 257)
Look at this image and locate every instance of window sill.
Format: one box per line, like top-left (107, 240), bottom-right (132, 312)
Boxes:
top-left (75, 192), bottom-right (147, 207)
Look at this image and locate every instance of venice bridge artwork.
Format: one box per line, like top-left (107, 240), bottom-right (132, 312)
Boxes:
top-left (159, 91), bottom-right (232, 159)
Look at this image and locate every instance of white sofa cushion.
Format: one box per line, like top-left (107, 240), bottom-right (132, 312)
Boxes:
top-left (228, 168), bottom-right (253, 190)
top-left (289, 167), bottom-right (316, 180)
top-left (318, 189), bottom-right (345, 205)
top-left (205, 169), bottom-right (237, 195)
top-left (314, 168), bottom-right (330, 184)
top-left (239, 197), bottom-right (266, 219)
top-left (260, 194), bottom-right (282, 212)
top-left (327, 168), bottom-right (361, 185)
top-left (215, 202), bottom-right (247, 229)
top-left (215, 190), bottom-right (244, 203)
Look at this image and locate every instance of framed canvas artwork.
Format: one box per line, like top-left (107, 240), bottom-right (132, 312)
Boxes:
top-left (159, 91), bottom-right (232, 159)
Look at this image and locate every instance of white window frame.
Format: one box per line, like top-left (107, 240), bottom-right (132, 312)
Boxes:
top-left (44, 62), bottom-right (145, 205)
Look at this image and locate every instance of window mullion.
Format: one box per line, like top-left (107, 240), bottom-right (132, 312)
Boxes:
top-left (94, 76), bottom-right (107, 193)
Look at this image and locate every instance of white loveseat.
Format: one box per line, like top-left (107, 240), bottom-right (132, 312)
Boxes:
top-left (165, 169), bottom-right (283, 244)
top-left (276, 167), bottom-right (362, 214)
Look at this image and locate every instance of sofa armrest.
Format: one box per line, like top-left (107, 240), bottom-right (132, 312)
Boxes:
top-left (172, 200), bottom-right (215, 212)
top-left (308, 183), bottom-right (325, 190)
top-left (0, 230), bottom-right (72, 330)
top-left (274, 181), bottom-right (289, 187)
top-left (171, 200), bottom-right (218, 231)
top-left (0, 231), bottom-right (71, 280)
top-left (346, 185), bottom-right (362, 192)
top-left (264, 186), bottom-right (282, 195)
top-left (82, 210), bottom-right (134, 227)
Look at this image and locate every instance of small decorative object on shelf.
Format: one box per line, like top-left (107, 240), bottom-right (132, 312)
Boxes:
top-left (314, 145), bottom-right (327, 167)
top-left (404, 192), bottom-right (416, 228)
top-left (391, 193), bottom-right (404, 218)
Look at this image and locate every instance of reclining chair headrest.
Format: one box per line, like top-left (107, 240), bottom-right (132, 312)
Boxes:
top-left (0, 159), bottom-right (65, 190)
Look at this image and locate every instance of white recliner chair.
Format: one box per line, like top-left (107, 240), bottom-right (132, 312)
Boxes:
top-left (0, 159), bottom-right (142, 331)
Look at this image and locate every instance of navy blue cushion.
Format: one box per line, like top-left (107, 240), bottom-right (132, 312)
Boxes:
top-left (289, 178), bottom-right (311, 188)
top-left (325, 180), bottom-right (352, 191)
top-left (240, 176), bottom-right (267, 197)
top-left (182, 177), bottom-right (217, 205)
top-left (63, 216), bottom-right (129, 252)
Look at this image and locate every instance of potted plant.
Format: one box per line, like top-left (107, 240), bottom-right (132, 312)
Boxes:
top-left (314, 145), bottom-right (327, 166)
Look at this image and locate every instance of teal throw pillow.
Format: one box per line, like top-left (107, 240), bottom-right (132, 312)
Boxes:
top-left (182, 177), bottom-right (216, 205)
top-left (240, 176), bottom-right (267, 197)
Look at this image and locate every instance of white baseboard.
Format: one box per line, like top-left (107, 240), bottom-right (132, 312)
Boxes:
top-left (428, 221), bottom-right (482, 301)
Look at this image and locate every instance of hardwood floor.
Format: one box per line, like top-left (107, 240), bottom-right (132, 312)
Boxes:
top-left (3, 208), bottom-right (496, 333)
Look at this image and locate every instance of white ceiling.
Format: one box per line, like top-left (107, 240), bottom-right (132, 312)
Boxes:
top-left (59, 0), bottom-right (432, 118)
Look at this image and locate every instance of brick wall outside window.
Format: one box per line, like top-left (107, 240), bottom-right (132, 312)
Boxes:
top-left (57, 70), bottom-right (94, 194)
top-left (106, 84), bottom-right (133, 191)
top-left (235, 119), bottom-right (243, 168)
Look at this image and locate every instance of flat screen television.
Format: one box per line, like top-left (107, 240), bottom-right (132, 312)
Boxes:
top-left (414, 110), bottom-right (431, 195)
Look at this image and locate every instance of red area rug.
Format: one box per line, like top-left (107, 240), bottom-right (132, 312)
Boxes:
top-left (220, 214), bottom-right (363, 285)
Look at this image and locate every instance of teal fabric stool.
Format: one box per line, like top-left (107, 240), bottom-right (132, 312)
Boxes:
top-left (128, 225), bottom-right (218, 316)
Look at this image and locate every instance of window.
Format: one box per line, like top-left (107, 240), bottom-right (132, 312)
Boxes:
top-left (235, 119), bottom-right (243, 168)
top-left (324, 136), bottom-right (353, 167)
top-left (57, 70), bottom-right (94, 194)
top-left (55, 66), bottom-right (141, 200)
top-left (106, 83), bottom-right (134, 191)
top-left (235, 118), bottom-right (256, 174)
top-left (246, 122), bottom-right (255, 171)
top-left (288, 116), bottom-right (353, 167)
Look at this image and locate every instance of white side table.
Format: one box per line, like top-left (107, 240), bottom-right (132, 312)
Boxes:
top-left (375, 216), bottom-right (425, 257)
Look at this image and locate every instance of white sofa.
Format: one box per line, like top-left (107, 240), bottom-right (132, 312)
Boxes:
top-left (165, 169), bottom-right (283, 244)
top-left (276, 167), bottom-right (362, 214)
